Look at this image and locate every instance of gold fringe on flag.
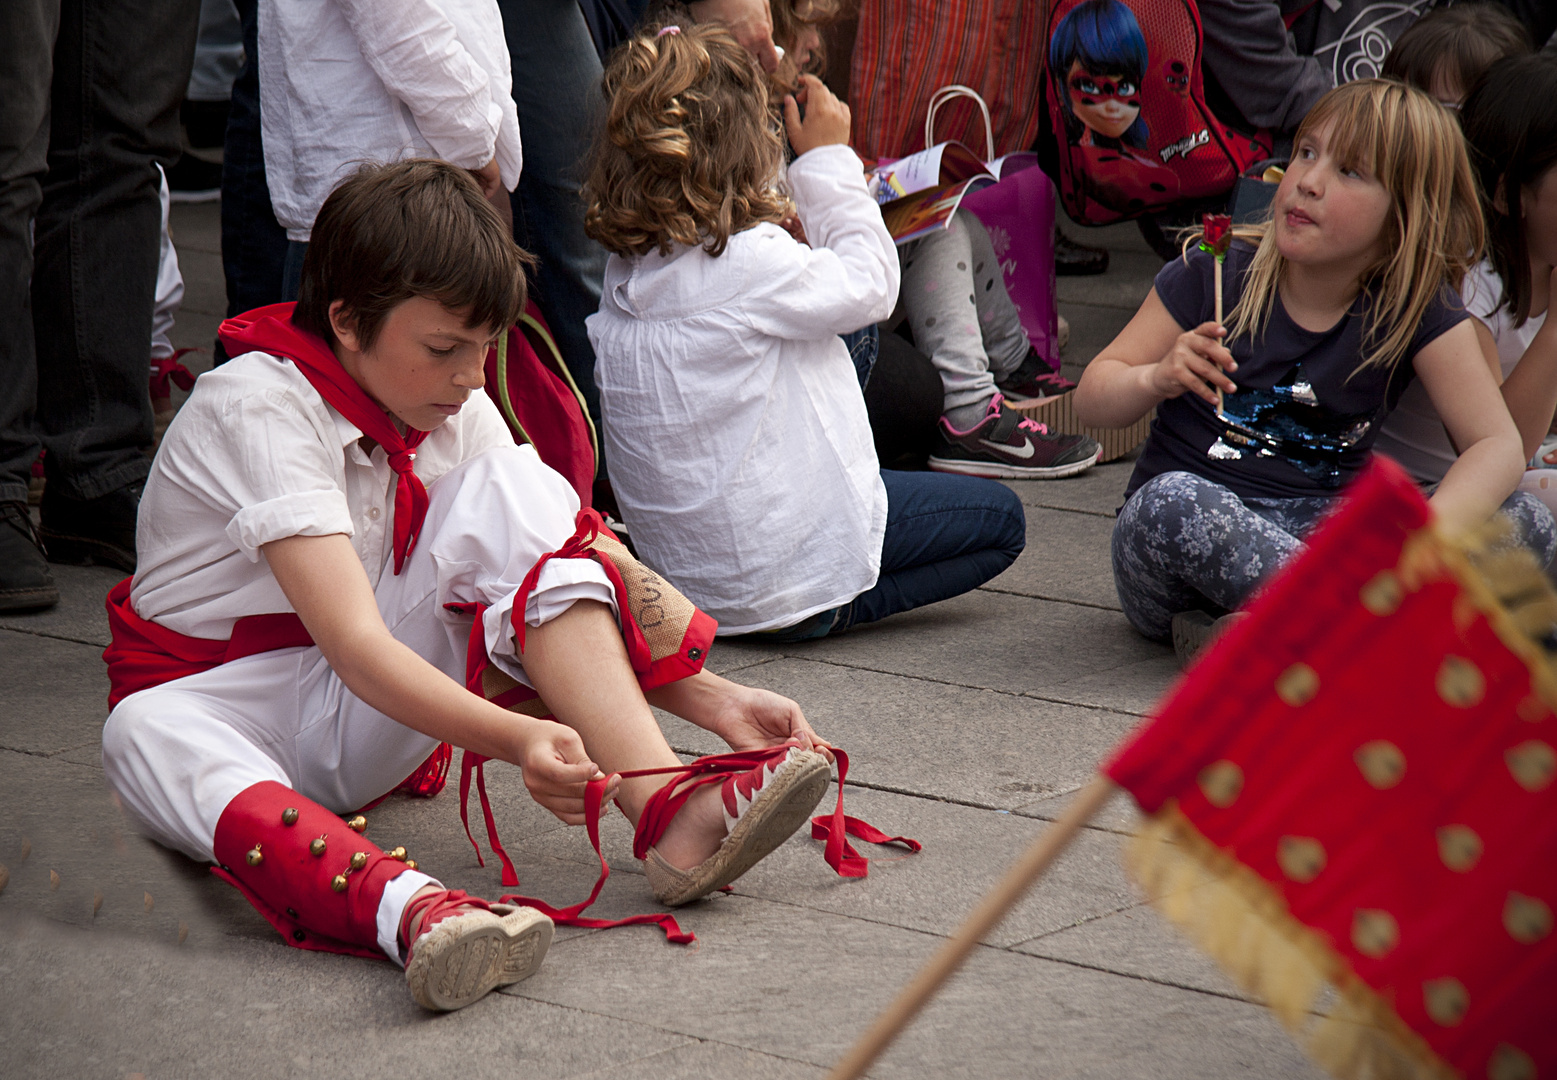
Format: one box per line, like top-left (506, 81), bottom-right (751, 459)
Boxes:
top-left (1126, 808), bottom-right (1458, 1080)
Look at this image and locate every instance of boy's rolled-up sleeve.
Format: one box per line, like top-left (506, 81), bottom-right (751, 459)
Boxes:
top-left (192, 391), bottom-right (356, 561)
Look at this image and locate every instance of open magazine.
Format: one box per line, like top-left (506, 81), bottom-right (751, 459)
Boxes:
top-left (868, 141), bottom-right (1042, 245)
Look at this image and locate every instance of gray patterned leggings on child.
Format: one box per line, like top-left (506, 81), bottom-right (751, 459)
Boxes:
top-left (1112, 470), bottom-right (1557, 641)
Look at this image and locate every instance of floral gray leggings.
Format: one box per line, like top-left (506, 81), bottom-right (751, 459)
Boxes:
top-left (1112, 470), bottom-right (1557, 641)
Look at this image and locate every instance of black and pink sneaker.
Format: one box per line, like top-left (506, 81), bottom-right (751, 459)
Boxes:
top-left (996, 347), bottom-right (1076, 403)
top-left (929, 395), bottom-right (1099, 479)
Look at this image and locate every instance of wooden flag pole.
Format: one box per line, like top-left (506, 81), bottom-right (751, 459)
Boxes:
top-left (825, 776), bottom-right (1118, 1080)
top-left (1214, 257), bottom-right (1225, 416)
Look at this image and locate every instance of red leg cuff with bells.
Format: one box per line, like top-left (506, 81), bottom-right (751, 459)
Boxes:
top-left (211, 781), bottom-right (415, 959)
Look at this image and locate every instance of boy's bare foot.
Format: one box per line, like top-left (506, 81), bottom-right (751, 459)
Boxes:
top-left (649, 783), bottom-right (729, 871)
top-left (643, 747), bottom-right (832, 906)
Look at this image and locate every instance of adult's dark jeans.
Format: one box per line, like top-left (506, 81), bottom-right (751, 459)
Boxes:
top-left (0, 0), bottom-right (199, 504)
top-left (836, 468), bottom-right (1026, 631)
top-left (217, 0), bottom-right (288, 358)
top-left (496, 0), bottom-right (610, 432)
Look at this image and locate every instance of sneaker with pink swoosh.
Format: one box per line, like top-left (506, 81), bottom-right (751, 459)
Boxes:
top-left (929, 394), bottom-right (1100, 479)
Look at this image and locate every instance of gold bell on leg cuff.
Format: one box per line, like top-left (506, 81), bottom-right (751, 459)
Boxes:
top-left (330, 874), bottom-right (349, 893)
top-left (281, 808), bottom-right (299, 826)
top-left (346, 816), bottom-right (367, 833)
top-left (310, 836), bottom-right (328, 856)
top-left (387, 846), bottom-right (407, 861)
top-left (350, 852), bottom-right (368, 870)
top-left (246, 846), bottom-right (264, 866)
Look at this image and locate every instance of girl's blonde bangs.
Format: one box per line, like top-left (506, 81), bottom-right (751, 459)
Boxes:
top-left (1221, 79), bottom-right (1482, 378)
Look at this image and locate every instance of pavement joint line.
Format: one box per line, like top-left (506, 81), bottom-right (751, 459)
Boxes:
top-left (1005, 899), bottom-right (1146, 947)
top-left (760, 652), bottom-right (1155, 723)
top-left (1004, 950), bottom-right (1259, 1006)
top-left (975, 584), bottom-right (1121, 611)
top-left (0, 625), bottom-right (107, 650)
top-left (1015, 504), bottom-right (1118, 519)
top-left (672, 889), bottom-right (1241, 1007)
top-left (1058, 299), bottom-right (1153, 313)
top-left (504, 976), bottom-right (835, 1071)
top-left (1018, 689), bottom-right (1152, 718)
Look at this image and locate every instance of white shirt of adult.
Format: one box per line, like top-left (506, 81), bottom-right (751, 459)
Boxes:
top-left (1375, 261), bottom-right (1550, 483)
top-left (132, 352), bottom-right (616, 679)
top-left (588, 144), bottom-right (900, 635)
top-left (259, 0), bottom-right (523, 241)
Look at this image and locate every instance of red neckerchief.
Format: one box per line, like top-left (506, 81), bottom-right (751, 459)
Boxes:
top-left (219, 303), bottom-right (430, 574)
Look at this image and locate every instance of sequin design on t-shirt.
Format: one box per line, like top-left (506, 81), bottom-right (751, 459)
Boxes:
top-left (1205, 365), bottom-right (1374, 489)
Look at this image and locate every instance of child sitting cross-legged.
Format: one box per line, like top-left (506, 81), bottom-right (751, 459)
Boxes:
top-left (1073, 79), bottom-right (1531, 663)
top-left (102, 159), bottom-right (837, 1012)
top-left (584, 23), bottom-right (1027, 641)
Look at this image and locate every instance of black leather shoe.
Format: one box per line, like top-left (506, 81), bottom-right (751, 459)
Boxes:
top-left (1055, 231), bottom-right (1109, 276)
top-left (0, 501), bottom-right (60, 611)
top-left (39, 481), bottom-right (142, 573)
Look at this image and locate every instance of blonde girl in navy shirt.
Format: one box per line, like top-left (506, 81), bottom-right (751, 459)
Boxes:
top-left (1073, 79), bottom-right (1526, 651)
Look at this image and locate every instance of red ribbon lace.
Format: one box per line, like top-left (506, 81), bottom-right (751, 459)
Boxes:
top-left (457, 746), bottom-right (919, 945)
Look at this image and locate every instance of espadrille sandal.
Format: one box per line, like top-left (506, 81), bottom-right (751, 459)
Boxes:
top-left (457, 745), bottom-right (920, 946)
top-left (632, 745), bottom-right (831, 906)
top-left (401, 889), bottom-right (553, 1012)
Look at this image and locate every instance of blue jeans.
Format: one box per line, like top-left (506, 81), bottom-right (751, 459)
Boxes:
top-left (217, 0), bottom-right (288, 350)
top-left (836, 469), bottom-right (1026, 631)
top-left (280, 239), bottom-right (307, 302)
top-left (0, 0), bottom-right (200, 503)
top-left (496, 0), bottom-right (610, 432)
top-left (842, 324), bottom-right (880, 389)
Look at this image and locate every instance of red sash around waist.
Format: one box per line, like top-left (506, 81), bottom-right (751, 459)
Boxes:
top-left (103, 577), bottom-right (314, 709)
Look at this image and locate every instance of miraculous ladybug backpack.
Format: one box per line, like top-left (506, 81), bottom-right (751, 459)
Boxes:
top-left (482, 302), bottom-right (598, 507)
top-left (1043, 0), bottom-right (1271, 225)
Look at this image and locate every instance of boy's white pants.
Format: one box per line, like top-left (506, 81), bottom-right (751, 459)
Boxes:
top-left (102, 447), bottom-right (615, 961)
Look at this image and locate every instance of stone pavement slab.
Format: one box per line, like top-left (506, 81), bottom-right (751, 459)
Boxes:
top-left (0, 198), bottom-right (1332, 1079)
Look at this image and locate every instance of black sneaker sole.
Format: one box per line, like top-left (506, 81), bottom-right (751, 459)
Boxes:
top-left (927, 444), bottom-right (1100, 480)
top-left (0, 584), bottom-right (60, 612)
top-left (38, 528), bottom-right (136, 573)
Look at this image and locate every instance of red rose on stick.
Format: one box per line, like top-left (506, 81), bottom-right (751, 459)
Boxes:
top-left (1200, 213), bottom-right (1233, 416)
top-left (1200, 213), bottom-right (1232, 258)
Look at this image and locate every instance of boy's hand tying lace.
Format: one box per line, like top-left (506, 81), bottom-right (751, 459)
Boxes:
top-left (516, 717), bottom-right (618, 825)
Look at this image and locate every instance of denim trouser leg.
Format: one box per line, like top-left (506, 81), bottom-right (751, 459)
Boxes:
top-left (218, 0), bottom-right (288, 339)
top-left (841, 324), bottom-right (880, 390)
top-left (837, 469), bottom-right (1026, 630)
top-left (1111, 471), bottom-right (1335, 641)
top-left (28, 0), bottom-right (200, 501)
top-left (0, 0), bottom-right (60, 502)
top-left (280, 241), bottom-right (308, 303)
top-left (497, 0), bottom-right (610, 430)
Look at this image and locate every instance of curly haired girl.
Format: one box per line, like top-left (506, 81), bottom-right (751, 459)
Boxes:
top-left (584, 23), bottom-right (1026, 639)
top-left (1073, 78), bottom-right (1536, 660)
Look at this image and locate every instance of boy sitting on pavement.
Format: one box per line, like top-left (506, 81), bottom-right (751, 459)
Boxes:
top-left (101, 159), bottom-right (833, 1011)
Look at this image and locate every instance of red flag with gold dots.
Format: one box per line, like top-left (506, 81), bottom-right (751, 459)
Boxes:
top-left (1105, 459), bottom-right (1555, 1080)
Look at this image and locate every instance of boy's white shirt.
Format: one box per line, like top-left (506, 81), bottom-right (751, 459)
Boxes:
top-left (588, 144), bottom-right (901, 635)
top-left (259, 0), bottom-right (522, 241)
top-left (1374, 260), bottom-right (1550, 484)
top-left (132, 352), bottom-right (616, 671)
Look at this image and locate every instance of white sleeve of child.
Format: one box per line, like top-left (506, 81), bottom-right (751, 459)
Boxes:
top-left (202, 391), bottom-right (356, 561)
top-left (740, 144), bottom-right (901, 340)
top-left (334, 0), bottom-right (504, 173)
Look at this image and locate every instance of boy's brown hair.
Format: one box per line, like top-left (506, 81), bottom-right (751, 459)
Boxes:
top-left (292, 160), bottom-right (530, 351)
top-left (583, 22), bottom-right (792, 259)
top-left (1381, 3), bottom-right (1530, 102)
